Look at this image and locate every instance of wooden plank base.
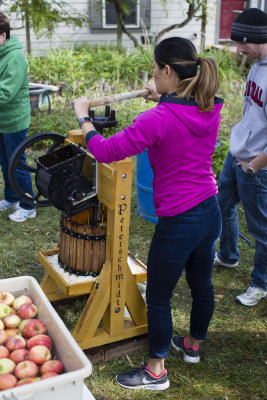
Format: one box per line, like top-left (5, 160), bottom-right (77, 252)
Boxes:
top-left (84, 334), bottom-right (148, 364)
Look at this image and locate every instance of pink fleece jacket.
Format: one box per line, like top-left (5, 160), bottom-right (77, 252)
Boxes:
top-left (87, 95), bottom-right (223, 217)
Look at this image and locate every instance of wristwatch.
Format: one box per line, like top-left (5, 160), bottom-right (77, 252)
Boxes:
top-left (246, 163), bottom-right (257, 174)
top-left (78, 117), bottom-right (93, 128)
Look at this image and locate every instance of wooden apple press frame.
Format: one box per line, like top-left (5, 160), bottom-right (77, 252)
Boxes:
top-left (38, 124), bottom-right (148, 350)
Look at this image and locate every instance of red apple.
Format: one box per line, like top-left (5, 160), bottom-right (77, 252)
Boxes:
top-left (27, 334), bottom-right (52, 350)
top-left (0, 291), bottom-right (15, 306)
top-left (41, 372), bottom-right (58, 380)
top-left (9, 349), bottom-right (29, 364)
top-left (13, 295), bottom-right (33, 311)
top-left (0, 373), bottom-right (17, 390)
top-left (18, 319), bottom-right (30, 333)
top-left (3, 313), bottom-right (21, 328)
top-left (40, 359), bottom-right (63, 375)
top-left (0, 330), bottom-right (8, 345)
top-left (16, 377), bottom-right (40, 386)
top-left (5, 335), bottom-right (26, 351)
top-left (0, 345), bottom-right (9, 359)
top-left (29, 345), bottom-right (51, 364)
top-left (14, 360), bottom-right (39, 379)
top-left (22, 319), bottom-right (47, 338)
top-left (6, 328), bottom-right (19, 337)
top-left (0, 358), bottom-right (16, 374)
top-left (18, 303), bottom-right (38, 319)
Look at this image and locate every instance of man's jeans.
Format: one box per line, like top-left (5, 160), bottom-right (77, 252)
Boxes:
top-left (0, 129), bottom-right (34, 210)
top-left (146, 195), bottom-right (221, 359)
top-left (217, 152), bottom-right (267, 291)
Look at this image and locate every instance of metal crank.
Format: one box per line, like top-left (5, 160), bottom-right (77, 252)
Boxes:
top-left (8, 132), bottom-right (66, 208)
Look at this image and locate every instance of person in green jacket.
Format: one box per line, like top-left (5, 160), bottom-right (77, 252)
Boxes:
top-left (0, 12), bottom-right (36, 222)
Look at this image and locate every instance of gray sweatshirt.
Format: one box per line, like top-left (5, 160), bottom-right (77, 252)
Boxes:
top-left (229, 55), bottom-right (267, 169)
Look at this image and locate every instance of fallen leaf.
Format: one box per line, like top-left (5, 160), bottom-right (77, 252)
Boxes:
top-left (215, 295), bottom-right (224, 299)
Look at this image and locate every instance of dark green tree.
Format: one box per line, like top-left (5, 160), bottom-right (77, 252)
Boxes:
top-left (2, 0), bottom-right (88, 54)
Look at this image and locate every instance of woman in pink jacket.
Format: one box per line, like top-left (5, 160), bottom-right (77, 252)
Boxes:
top-left (73, 37), bottom-right (223, 391)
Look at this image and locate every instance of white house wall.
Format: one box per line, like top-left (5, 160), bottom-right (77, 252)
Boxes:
top-left (1, 0), bottom-right (218, 55)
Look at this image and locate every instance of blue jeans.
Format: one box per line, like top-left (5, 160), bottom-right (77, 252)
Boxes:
top-left (0, 129), bottom-right (34, 210)
top-left (217, 152), bottom-right (267, 291)
top-left (146, 195), bottom-right (221, 359)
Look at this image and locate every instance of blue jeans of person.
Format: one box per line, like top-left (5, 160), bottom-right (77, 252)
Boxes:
top-left (146, 195), bottom-right (221, 359)
top-left (0, 129), bottom-right (34, 210)
top-left (217, 151), bottom-right (267, 291)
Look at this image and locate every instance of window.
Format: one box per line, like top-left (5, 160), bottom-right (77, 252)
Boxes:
top-left (90, 0), bottom-right (150, 31)
top-left (102, 0), bottom-right (140, 29)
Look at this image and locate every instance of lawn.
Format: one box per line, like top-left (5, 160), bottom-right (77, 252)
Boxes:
top-left (0, 46), bottom-right (266, 399)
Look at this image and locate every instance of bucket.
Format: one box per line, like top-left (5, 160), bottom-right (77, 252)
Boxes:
top-left (136, 149), bottom-right (158, 224)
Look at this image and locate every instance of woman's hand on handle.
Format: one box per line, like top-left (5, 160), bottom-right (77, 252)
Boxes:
top-left (72, 96), bottom-right (90, 119)
top-left (144, 85), bottom-right (161, 102)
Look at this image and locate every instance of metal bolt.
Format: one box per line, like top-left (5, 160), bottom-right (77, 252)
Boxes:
top-left (107, 197), bottom-right (110, 201)
top-left (95, 283), bottom-right (99, 289)
top-left (107, 175), bottom-right (110, 179)
top-left (121, 195), bottom-right (125, 200)
top-left (122, 174), bottom-right (126, 179)
top-left (115, 307), bottom-right (121, 313)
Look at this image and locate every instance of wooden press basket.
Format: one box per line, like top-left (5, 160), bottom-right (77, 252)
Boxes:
top-left (58, 214), bottom-right (106, 277)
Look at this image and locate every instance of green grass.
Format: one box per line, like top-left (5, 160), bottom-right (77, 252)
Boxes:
top-left (0, 45), bottom-right (266, 399)
top-left (0, 155), bottom-right (266, 400)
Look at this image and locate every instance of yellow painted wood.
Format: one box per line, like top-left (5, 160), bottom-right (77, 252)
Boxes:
top-left (38, 251), bottom-right (68, 295)
top-left (67, 130), bottom-right (87, 147)
top-left (38, 133), bottom-right (148, 349)
top-left (40, 272), bottom-right (60, 295)
top-left (105, 159), bottom-right (132, 337)
top-left (125, 263), bottom-right (147, 326)
top-left (39, 250), bottom-right (96, 295)
top-left (72, 260), bottom-right (111, 341)
top-left (77, 324), bottom-right (148, 349)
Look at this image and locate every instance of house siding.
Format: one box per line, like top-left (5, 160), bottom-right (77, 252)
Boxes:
top-left (1, 0), bottom-right (219, 55)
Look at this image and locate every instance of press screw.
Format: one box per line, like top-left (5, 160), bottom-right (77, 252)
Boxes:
top-left (121, 195), bottom-right (125, 200)
top-left (122, 174), bottom-right (126, 179)
top-left (115, 307), bottom-right (121, 313)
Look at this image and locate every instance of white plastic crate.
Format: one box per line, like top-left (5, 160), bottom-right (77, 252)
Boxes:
top-left (0, 276), bottom-right (93, 400)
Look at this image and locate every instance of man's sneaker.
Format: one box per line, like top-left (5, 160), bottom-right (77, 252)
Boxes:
top-left (8, 207), bottom-right (36, 222)
top-left (0, 199), bottom-right (19, 211)
top-left (116, 364), bottom-right (169, 391)
top-left (214, 252), bottom-right (238, 268)
top-left (171, 335), bottom-right (200, 363)
top-left (235, 286), bottom-right (267, 306)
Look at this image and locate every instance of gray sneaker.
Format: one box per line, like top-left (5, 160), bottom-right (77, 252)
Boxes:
top-left (0, 199), bottom-right (19, 211)
top-left (214, 252), bottom-right (238, 268)
top-left (171, 335), bottom-right (200, 363)
top-left (235, 286), bottom-right (267, 306)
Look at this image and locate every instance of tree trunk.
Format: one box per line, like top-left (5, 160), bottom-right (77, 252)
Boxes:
top-left (200, 2), bottom-right (207, 51)
top-left (117, 10), bottom-right (123, 46)
top-left (154, 1), bottom-right (201, 44)
top-left (25, 10), bottom-right (31, 55)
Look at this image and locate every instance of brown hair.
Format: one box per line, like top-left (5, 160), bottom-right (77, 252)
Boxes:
top-left (154, 37), bottom-right (219, 112)
top-left (0, 13), bottom-right (10, 40)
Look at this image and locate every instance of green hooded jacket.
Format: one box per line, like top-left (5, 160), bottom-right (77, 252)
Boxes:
top-left (0, 36), bottom-right (31, 133)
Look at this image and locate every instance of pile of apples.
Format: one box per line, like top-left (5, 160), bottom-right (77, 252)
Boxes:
top-left (0, 291), bottom-right (64, 391)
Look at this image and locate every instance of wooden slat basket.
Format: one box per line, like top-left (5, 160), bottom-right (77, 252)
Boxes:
top-left (58, 213), bottom-right (106, 277)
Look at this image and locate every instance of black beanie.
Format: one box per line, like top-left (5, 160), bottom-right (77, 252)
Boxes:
top-left (231, 8), bottom-right (267, 44)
